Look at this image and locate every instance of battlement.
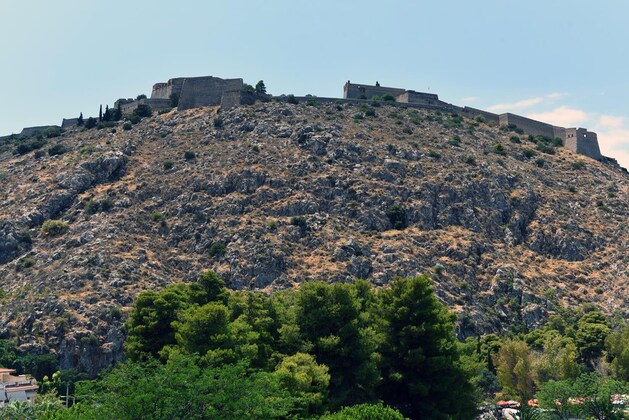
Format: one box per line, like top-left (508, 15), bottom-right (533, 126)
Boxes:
top-left (565, 128), bottom-right (602, 160)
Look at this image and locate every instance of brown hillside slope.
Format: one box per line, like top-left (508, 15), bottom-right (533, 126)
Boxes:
top-left (0, 101), bottom-right (627, 374)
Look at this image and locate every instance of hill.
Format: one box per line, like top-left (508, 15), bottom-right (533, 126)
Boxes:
top-left (0, 100), bottom-right (627, 374)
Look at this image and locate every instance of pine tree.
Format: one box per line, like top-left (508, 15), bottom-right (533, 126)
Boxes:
top-left (378, 275), bottom-right (476, 419)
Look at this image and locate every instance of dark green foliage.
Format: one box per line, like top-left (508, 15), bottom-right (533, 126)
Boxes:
top-left (128, 114), bottom-right (141, 125)
top-left (575, 310), bottom-right (611, 364)
top-left (213, 117), bottom-right (224, 128)
top-left (0, 339), bottom-right (58, 381)
top-left (448, 135), bottom-right (461, 146)
top-left (151, 211), bottom-right (166, 222)
top-left (77, 112), bottom-right (84, 126)
top-left (571, 160), bottom-right (586, 170)
top-left (99, 104), bottom-right (103, 122)
top-left (208, 241), bottom-right (226, 258)
top-left (462, 155), bottom-right (476, 165)
top-left (184, 150), bottom-right (196, 160)
top-left (255, 80), bottom-right (267, 94)
top-left (14, 138), bottom-right (47, 155)
top-left (287, 94), bottom-right (298, 104)
top-left (386, 204), bottom-right (407, 230)
top-left (243, 83), bottom-right (255, 93)
top-left (290, 216), bottom-right (308, 229)
top-left (48, 143), bottom-right (67, 156)
top-left (523, 148), bottom-right (536, 158)
top-left (134, 104), bottom-right (152, 118)
top-left (42, 126), bottom-right (62, 138)
top-left (122, 122), bottom-right (132, 131)
top-left (509, 135), bottom-right (521, 143)
top-left (62, 357), bottom-right (300, 419)
top-left (113, 105), bottom-right (122, 121)
top-left (378, 275), bottom-right (476, 419)
top-left (102, 105), bottom-right (112, 122)
top-left (84, 117), bottom-right (97, 129)
top-left (382, 93), bottom-right (396, 101)
top-left (163, 161), bottom-right (174, 170)
top-left (364, 108), bottom-right (376, 117)
top-left (41, 220), bottom-right (69, 236)
top-left (321, 403), bottom-right (406, 419)
top-left (15, 257), bottom-right (36, 271)
top-left (296, 282), bottom-right (379, 409)
top-left (534, 157), bottom-right (545, 167)
top-left (493, 143), bottom-right (506, 155)
top-left (17, 230), bottom-right (32, 244)
top-left (136, 94), bottom-right (147, 100)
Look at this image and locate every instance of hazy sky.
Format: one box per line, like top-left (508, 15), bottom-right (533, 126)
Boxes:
top-left (2, 0), bottom-right (628, 167)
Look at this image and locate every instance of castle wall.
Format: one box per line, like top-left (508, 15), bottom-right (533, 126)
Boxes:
top-left (397, 91), bottom-right (440, 105)
top-left (565, 128), bottom-right (602, 160)
top-left (343, 82), bottom-right (406, 100)
top-left (61, 118), bottom-right (79, 129)
top-left (20, 126), bottom-right (59, 137)
top-left (120, 98), bottom-right (172, 115)
top-left (499, 113), bottom-right (556, 139)
top-left (151, 78), bottom-right (185, 100)
top-left (177, 77), bottom-right (243, 111)
top-left (458, 106), bottom-right (500, 124)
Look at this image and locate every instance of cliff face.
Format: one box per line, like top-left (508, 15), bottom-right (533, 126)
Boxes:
top-left (0, 101), bottom-right (627, 374)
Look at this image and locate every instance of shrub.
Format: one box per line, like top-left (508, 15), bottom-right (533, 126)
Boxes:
top-left (17, 231), bottom-right (32, 244)
top-left (382, 93), bottom-right (396, 102)
top-left (41, 220), bottom-right (69, 236)
top-left (475, 114), bottom-right (486, 123)
top-left (184, 151), bottom-right (196, 160)
top-left (134, 104), bottom-right (152, 118)
top-left (493, 143), bottom-right (506, 155)
top-left (290, 216), bottom-right (308, 229)
top-left (462, 155), bottom-right (476, 165)
top-left (169, 92), bottom-right (180, 108)
top-left (448, 136), bottom-right (461, 146)
top-left (34, 150), bottom-right (45, 159)
top-left (208, 242), bottom-right (227, 258)
top-left (364, 108), bottom-right (376, 117)
top-left (571, 160), bottom-right (586, 170)
top-left (536, 143), bottom-right (555, 154)
top-left (48, 144), bottom-right (67, 156)
top-left (552, 137), bottom-right (564, 147)
top-left (428, 150), bottom-right (441, 159)
top-left (136, 94), bottom-right (147, 100)
top-left (509, 135), bottom-right (521, 144)
top-left (84, 117), bottom-right (97, 129)
top-left (84, 199), bottom-right (99, 215)
top-left (523, 149), bottom-right (536, 159)
top-left (42, 127), bottom-right (62, 138)
top-left (15, 257), bottom-right (36, 271)
top-left (100, 199), bottom-right (114, 212)
top-left (129, 115), bottom-right (141, 125)
top-left (534, 158), bottom-right (546, 167)
top-left (213, 117), bottom-right (224, 128)
top-left (386, 204), bottom-right (407, 230)
top-left (305, 97), bottom-right (319, 106)
top-left (286, 94), bottom-right (298, 104)
top-left (151, 211), bottom-right (166, 222)
top-left (123, 122), bottom-right (132, 131)
top-left (163, 161), bottom-right (174, 170)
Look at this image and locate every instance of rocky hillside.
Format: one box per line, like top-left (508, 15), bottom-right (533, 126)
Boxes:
top-left (0, 101), bottom-right (627, 374)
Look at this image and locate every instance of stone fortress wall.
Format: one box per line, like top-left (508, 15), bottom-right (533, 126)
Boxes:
top-left (3, 75), bottom-right (608, 162)
top-left (344, 81), bottom-right (603, 161)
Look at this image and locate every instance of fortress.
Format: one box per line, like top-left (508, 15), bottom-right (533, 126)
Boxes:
top-left (1, 76), bottom-right (605, 162)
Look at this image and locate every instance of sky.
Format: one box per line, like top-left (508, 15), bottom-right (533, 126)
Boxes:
top-left (1, 0), bottom-right (629, 168)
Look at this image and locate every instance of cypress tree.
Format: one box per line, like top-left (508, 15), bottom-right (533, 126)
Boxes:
top-left (99, 104), bottom-right (103, 122)
top-left (77, 112), bottom-right (84, 126)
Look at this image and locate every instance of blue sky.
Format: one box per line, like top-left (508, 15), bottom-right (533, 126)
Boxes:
top-left (2, 0), bottom-right (628, 167)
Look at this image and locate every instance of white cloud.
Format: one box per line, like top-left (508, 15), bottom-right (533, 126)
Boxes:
top-left (593, 115), bottom-right (629, 169)
top-left (526, 106), bottom-right (589, 128)
top-left (487, 92), bottom-right (566, 113)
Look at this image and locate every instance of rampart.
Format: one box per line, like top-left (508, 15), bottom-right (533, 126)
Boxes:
top-left (61, 118), bottom-right (79, 129)
top-left (151, 78), bottom-right (185, 100)
top-left (499, 113), bottom-right (558, 139)
top-left (177, 77), bottom-right (243, 111)
top-left (565, 128), bottom-right (602, 160)
top-left (459, 106), bottom-right (500, 124)
top-left (20, 126), bottom-right (59, 137)
top-left (344, 82), bottom-right (405, 100)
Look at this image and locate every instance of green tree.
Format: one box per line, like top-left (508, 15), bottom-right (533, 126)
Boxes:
top-left (84, 117), bottom-right (96, 129)
top-left (296, 281), bottom-right (379, 410)
top-left (606, 325), bottom-right (629, 381)
top-left (377, 275), bottom-right (476, 419)
top-left (255, 80), bottom-right (267, 95)
top-left (274, 352), bottom-right (330, 416)
top-left (320, 403), bottom-right (406, 420)
top-left (173, 302), bottom-right (234, 364)
top-left (533, 335), bottom-right (580, 383)
top-left (77, 112), bottom-right (83, 126)
top-left (124, 287), bottom-right (188, 361)
top-left (575, 310), bottom-right (611, 364)
top-left (494, 339), bottom-right (536, 401)
top-left (133, 104), bottom-right (152, 118)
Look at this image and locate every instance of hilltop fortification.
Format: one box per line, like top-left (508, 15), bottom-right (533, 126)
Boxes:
top-left (344, 81), bottom-right (604, 161)
top-left (2, 76), bottom-right (615, 164)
